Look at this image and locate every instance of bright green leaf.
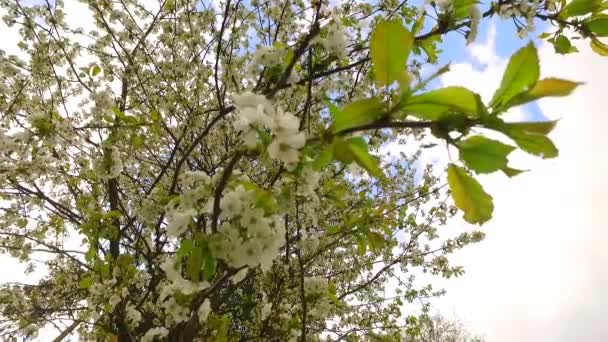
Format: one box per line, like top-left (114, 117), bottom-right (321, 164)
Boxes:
top-left (503, 120), bottom-right (559, 135)
top-left (356, 236), bottom-right (367, 255)
top-left (458, 136), bottom-right (515, 174)
top-left (331, 98), bottom-right (384, 133)
top-left (447, 164), bottom-right (493, 224)
top-left (554, 35), bottom-right (572, 54)
top-left (367, 232), bottom-right (385, 251)
top-left (559, 0), bottom-right (601, 18)
top-left (186, 247), bottom-right (203, 281)
top-left (333, 139), bottom-right (355, 164)
top-left (591, 38), bottom-right (608, 56)
top-left (452, 0), bottom-right (480, 20)
top-left (79, 277), bottom-right (95, 290)
top-left (178, 239), bottom-right (195, 257)
top-left (587, 15), bottom-right (608, 36)
top-left (313, 145), bottom-right (334, 171)
top-left (508, 78), bottom-right (581, 106)
top-left (347, 137), bottom-right (386, 181)
top-left (403, 86), bottom-right (480, 119)
top-left (501, 166), bottom-right (526, 177)
top-left (91, 65), bottom-right (102, 76)
top-left (491, 43), bottom-right (539, 109)
top-left (370, 19), bottom-right (414, 86)
top-left (506, 129), bottom-right (559, 159)
top-left (203, 253), bottom-right (217, 281)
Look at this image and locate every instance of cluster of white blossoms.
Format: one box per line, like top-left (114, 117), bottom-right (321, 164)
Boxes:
top-left (315, 20), bottom-right (348, 59)
top-left (141, 327), bottom-right (169, 342)
top-left (467, 6), bottom-right (482, 45)
top-left (304, 276), bottom-right (328, 296)
top-left (498, 0), bottom-right (539, 38)
top-left (197, 298), bottom-right (212, 323)
top-left (94, 145), bottom-right (123, 179)
top-left (159, 256), bottom-right (210, 324)
top-left (245, 45), bottom-right (286, 78)
top-left (125, 303), bottom-right (142, 327)
top-left (303, 276), bottom-right (331, 317)
top-left (165, 170), bottom-right (215, 237)
top-left (210, 185), bottom-right (286, 272)
top-left (233, 92), bottom-right (306, 170)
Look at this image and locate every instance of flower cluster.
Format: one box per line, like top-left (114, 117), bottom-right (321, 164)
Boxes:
top-left (210, 185), bottom-right (286, 271)
top-left (245, 45), bottom-right (286, 78)
top-left (233, 92), bottom-right (306, 170)
top-left (303, 276), bottom-right (332, 317)
top-left (467, 6), bottom-right (481, 45)
top-left (141, 327), bottom-right (169, 342)
top-left (316, 20), bottom-right (348, 59)
top-left (197, 298), bottom-right (212, 323)
top-left (159, 257), bottom-right (210, 324)
top-left (498, 0), bottom-right (539, 38)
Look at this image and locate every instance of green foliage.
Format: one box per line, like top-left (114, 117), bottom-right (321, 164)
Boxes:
top-left (559, 0), bottom-right (602, 19)
top-left (336, 137), bottom-right (386, 181)
top-left (503, 128), bottom-right (558, 159)
top-left (0, 1), bottom-right (601, 340)
top-left (507, 78), bottom-right (581, 107)
top-left (458, 136), bottom-right (515, 174)
top-left (403, 86), bottom-right (480, 120)
top-left (491, 43), bottom-right (539, 110)
top-left (447, 164), bottom-right (494, 224)
top-left (586, 15), bottom-right (608, 36)
top-left (554, 35), bottom-right (572, 54)
top-left (330, 98), bottom-right (384, 133)
top-left (370, 19), bottom-right (413, 86)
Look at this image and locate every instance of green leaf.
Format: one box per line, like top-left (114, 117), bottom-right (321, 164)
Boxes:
top-left (177, 239), bottom-right (195, 257)
top-left (554, 35), bottom-right (572, 54)
top-left (452, 0), bottom-right (480, 20)
top-left (508, 78), bottom-right (581, 106)
top-left (79, 277), bottom-right (95, 290)
top-left (501, 166), bottom-right (526, 177)
top-left (202, 253), bottom-right (217, 281)
top-left (356, 236), bottom-right (367, 255)
top-left (418, 35), bottom-right (442, 64)
top-left (410, 64), bottom-right (450, 94)
top-left (559, 0), bottom-right (601, 18)
top-left (458, 136), bottom-right (515, 174)
top-left (331, 98), bottom-right (384, 133)
top-left (370, 19), bottom-right (414, 86)
top-left (403, 86), bottom-right (480, 119)
top-left (186, 247), bottom-right (203, 281)
top-left (506, 129), bottom-right (559, 159)
top-left (491, 43), bottom-right (539, 109)
top-left (447, 164), bottom-right (494, 224)
top-left (367, 232), bottom-right (385, 251)
top-left (91, 65), bottom-right (102, 76)
top-left (313, 145), bottom-right (334, 171)
top-left (590, 38), bottom-right (608, 56)
top-left (347, 137), bottom-right (386, 181)
top-left (503, 120), bottom-right (559, 135)
top-left (586, 15), bottom-right (608, 36)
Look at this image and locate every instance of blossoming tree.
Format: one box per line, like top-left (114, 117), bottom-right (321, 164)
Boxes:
top-left (0, 0), bottom-right (605, 341)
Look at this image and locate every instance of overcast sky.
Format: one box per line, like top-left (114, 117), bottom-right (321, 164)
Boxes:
top-left (431, 22), bottom-right (608, 342)
top-left (1, 1), bottom-right (607, 341)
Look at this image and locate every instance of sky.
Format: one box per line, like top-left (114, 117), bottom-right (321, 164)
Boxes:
top-left (1, 1), bottom-right (607, 341)
top-left (425, 16), bottom-right (608, 342)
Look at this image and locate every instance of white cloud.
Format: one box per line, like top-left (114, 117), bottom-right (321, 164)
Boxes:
top-left (431, 26), bottom-right (608, 342)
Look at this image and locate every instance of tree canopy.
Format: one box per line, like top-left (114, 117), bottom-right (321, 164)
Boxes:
top-left (0, 0), bottom-right (603, 341)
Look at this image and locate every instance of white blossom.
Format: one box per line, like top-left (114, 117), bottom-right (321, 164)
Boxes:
top-left (141, 327), bottom-right (169, 342)
top-left (198, 298), bottom-right (212, 323)
top-left (467, 6), bottom-right (481, 45)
